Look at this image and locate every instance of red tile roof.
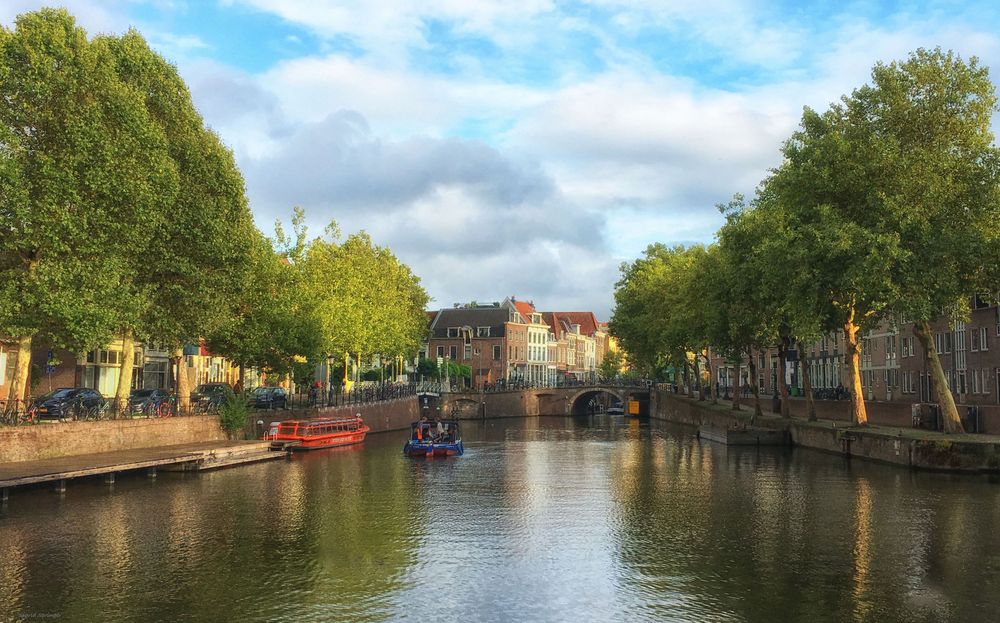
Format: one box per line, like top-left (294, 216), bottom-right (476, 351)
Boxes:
top-left (512, 300), bottom-right (535, 323)
top-left (544, 311), bottom-right (601, 337)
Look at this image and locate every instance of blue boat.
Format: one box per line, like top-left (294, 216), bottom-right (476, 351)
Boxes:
top-left (403, 419), bottom-right (464, 457)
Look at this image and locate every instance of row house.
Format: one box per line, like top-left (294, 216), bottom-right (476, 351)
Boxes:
top-left (0, 337), bottom-right (261, 401)
top-left (426, 300), bottom-right (519, 389)
top-left (543, 310), bottom-right (607, 383)
top-left (702, 299), bottom-right (1000, 407)
top-left (424, 297), bottom-right (608, 388)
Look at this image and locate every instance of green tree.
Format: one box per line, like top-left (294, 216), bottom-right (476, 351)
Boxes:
top-left (104, 30), bottom-right (257, 407)
top-left (767, 48), bottom-right (1000, 430)
top-left (0, 9), bottom-right (177, 402)
top-left (598, 349), bottom-right (624, 379)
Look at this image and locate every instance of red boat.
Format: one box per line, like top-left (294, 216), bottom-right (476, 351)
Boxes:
top-left (267, 416), bottom-right (369, 451)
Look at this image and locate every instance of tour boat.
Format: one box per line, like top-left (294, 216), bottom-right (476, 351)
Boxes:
top-left (267, 416), bottom-right (369, 451)
top-left (403, 419), bottom-right (464, 457)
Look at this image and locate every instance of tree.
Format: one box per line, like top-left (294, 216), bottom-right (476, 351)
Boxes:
top-left (0, 9), bottom-right (177, 403)
top-left (598, 349), bottom-right (624, 379)
top-left (767, 48), bottom-right (1000, 430)
top-left (104, 30), bottom-right (257, 407)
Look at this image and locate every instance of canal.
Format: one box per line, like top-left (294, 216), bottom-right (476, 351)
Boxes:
top-left (1, 415), bottom-right (999, 622)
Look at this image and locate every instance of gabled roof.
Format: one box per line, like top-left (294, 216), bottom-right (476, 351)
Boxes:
top-left (512, 300), bottom-right (535, 323)
top-left (543, 311), bottom-right (601, 338)
top-left (429, 307), bottom-right (509, 338)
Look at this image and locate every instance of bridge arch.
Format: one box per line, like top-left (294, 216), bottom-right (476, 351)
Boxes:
top-left (566, 388), bottom-right (627, 415)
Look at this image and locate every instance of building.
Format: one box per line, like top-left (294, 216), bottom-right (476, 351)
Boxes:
top-left (424, 298), bottom-right (608, 388)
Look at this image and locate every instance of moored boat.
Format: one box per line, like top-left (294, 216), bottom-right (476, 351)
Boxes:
top-left (403, 419), bottom-right (463, 457)
top-left (267, 416), bottom-right (369, 451)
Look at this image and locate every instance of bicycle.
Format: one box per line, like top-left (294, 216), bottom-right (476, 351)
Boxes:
top-left (0, 400), bottom-right (35, 426)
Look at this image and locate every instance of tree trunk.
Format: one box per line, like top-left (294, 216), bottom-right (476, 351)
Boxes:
top-left (114, 332), bottom-right (135, 409)
top-left (684, 359), bottom-right (693, 398)
top-left (843, 309), bottom-right (869, 426)
top-left (732, 359), bottom-right (742, 411)
top-left (705, 348), bottom-right (717, 404)
top-left (174, 346), bottom-right (191, 411)
top-left (694, 354), bottom-right (704, 401)
top-left (913, 321), bottom-right (964, 434)
top-left (749, 353), bottom-right (761, 423)
top-left (777, 335), bottom-right (791, 417)
top-left (8, 335), bottom-right (33, 405)
top-left (798, 339), bottom-right (816, 421)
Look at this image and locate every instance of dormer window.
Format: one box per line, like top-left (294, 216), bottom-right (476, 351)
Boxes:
top-left (447, 327), bottom-right (459, 338)
top-left (477, 326), bottom-right (490, 337)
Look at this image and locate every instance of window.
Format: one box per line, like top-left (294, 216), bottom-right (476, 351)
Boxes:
top-left (436, 346), bottom-right (445, 358)
top-left (464, 344), bottom-right (472, 360)
top-left (477, 326), bottom-right (490, 337)
top-left (972, 328), bottom-right (980, 352)
top-left (981, 327), bottom-right (989, 351)
top-left (493, 345), bottom-right (501, 360)
top-left (447, 327), bottom-right (459, 338)
top-left (449, 346), bottom-right (458, 359)
top-left (973, 369), bottom-right (982, 394)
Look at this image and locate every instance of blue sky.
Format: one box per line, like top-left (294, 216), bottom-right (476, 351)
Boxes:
top-left (5, 1), bottom-right (1000, 318)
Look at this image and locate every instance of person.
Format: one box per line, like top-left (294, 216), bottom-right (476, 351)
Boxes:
top-left (308, 382), bottom-right (318, 406)
top-left (418, 416), bottom-right (431, 441)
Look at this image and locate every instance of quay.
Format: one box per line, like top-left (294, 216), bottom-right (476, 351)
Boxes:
top-left (656, 391), bottom-right (1000, 473)
top-left (0, 440), bottom-right (281, 500)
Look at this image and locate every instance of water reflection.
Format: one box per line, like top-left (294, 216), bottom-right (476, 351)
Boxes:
top-left (0, 416), bottom-right (999, 622)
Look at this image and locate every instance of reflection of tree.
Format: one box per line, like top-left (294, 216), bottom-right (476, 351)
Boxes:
top-left (852, 478), bottom-right (873, 621)
top-left (607, 423), bottom-right (1000, 622)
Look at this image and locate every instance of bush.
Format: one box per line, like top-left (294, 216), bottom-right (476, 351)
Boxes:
top-left (218, 394), bottom-right (251, 437)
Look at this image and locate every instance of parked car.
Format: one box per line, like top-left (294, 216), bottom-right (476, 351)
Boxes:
top-left (190, 383), bottom-right (235, 408)
top-left (32, 388), bottom-right (103, 420)
top-left (129, 388), bottom-right (175, 417)
top-left (251, 386), bottom-right (287, 410)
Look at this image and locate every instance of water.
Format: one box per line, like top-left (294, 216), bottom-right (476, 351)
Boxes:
top-left (2, 416), bottom-right (999, 622)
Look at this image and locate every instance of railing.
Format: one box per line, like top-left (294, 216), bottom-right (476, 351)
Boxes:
top-left (287, 381), bottom-right (427, 410)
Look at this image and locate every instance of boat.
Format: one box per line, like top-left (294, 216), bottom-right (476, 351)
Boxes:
top-left (403, 419), bottom-right (464, 457)
top-left (267, 416), bottom-right (369, 451)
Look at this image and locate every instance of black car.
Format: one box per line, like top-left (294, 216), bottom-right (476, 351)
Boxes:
top-left (32, 388), bottom-right (103, 420)
top-left (129, 388), bottom-right (175, 417)
top-left (190, 383), bottom-right (234, 408)
top-left (251, 386), bottom-right (287, 410)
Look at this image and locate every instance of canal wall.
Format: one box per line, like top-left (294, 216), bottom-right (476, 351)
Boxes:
top-left (441, 390), bottom-right (567, 419)
top-left (0, 416), bottom-right (228, 463)
top-left (251, 396), bottom-right (421, 437)
top-left (652, 390), bottom-right (1000, 473)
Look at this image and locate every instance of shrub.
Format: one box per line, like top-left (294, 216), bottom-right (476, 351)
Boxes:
top-left (218, 394), bottom-right (251, 437)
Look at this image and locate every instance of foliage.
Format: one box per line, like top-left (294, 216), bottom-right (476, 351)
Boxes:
top-left (598, 349), bottom-right (624, 378)
top-left (610, 48), bottom-right (1000, 431)
top-left (0, 9), bottom-right (177, 354)
top-left (218, 393), bottom-right (251, 436)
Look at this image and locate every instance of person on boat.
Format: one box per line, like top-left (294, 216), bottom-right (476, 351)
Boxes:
top-left (416, 416), bottom-right (429, 441)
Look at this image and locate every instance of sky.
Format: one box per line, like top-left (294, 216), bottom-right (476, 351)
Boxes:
top-left (5, 1), bottom-right (1000, 319)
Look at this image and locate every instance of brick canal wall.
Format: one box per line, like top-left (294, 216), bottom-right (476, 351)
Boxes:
top-left (652, 390), bottom-right (1000, 473)
top-left (252, 396), bottom-right (421, 437)
top-left (0, 416), bottom-right (228, 463)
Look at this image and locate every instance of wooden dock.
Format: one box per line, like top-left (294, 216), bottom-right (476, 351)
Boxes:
top-left (0, 440), bottom-right (283, 500)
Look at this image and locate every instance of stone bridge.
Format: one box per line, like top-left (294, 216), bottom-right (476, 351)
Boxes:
top-left (438, 384), bottom-right (651, 419)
